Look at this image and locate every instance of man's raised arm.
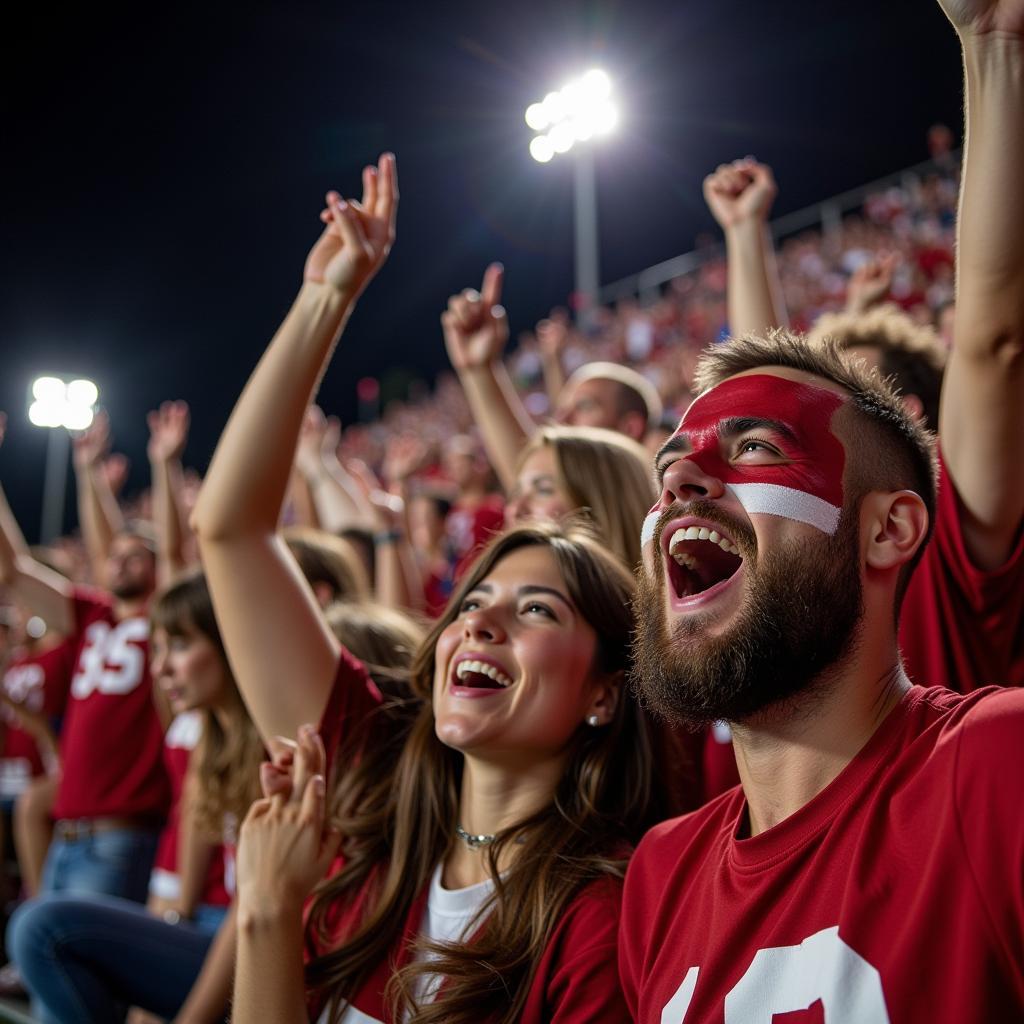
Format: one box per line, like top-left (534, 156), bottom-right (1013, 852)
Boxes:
top-left (938, 0), bottom-right (1024, 570)
top-left (703, 157), bottom-right (788, 338)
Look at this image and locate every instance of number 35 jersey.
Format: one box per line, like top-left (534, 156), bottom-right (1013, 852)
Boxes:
top-left (620, 686), bottom-right (1024, 1023)
top-left (53, 588), bottom-right (169, 821)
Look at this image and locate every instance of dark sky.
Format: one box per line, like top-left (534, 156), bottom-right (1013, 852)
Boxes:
top-left (2, 0), bottom-right (964, 541)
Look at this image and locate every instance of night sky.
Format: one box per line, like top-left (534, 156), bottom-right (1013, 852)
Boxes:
top-left (2, 1), bottom-right (964, 541)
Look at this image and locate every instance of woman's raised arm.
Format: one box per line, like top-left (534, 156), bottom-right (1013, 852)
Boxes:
top-left (192, 154), bottom-right (398, 744)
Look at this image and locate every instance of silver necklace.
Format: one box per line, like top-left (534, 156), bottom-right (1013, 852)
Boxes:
top-left (455, 824), bottom-right (496, 849)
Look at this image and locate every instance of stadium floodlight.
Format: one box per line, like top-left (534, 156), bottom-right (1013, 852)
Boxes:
top-left (27, 374), bottom-right (101, 541)
top-left (29, 376), bottom-right (99, 431)
top-left (525, 69), bottom-right (618, 328)
top-left (525, 69), bottom-right (618, 163)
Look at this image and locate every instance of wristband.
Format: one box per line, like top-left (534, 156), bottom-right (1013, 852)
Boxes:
top-left (373, 530), bottom-right (403, 546)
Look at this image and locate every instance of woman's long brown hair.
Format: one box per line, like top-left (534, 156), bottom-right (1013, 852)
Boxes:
top-left (306, 522), bottom-right (675, 1024)
top-left (150, 570), bottom-right (264, 836)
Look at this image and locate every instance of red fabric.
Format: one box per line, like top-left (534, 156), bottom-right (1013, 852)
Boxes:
top-left (307, 654), bottom-right (630, 1022)
top-left (151, 712), bottom-right (230, 907)
top-left (899, 450), bottom-right (1024, 692)
top-left (447, 495), bottom-right (505, 575)
top-left (52, 588), bottom-right (169, 820)
top-left (699, 724), bottom-right (740, 804)
top-left (0, 641), bottom-right (74, 795)
top-left (620, 686), bottom-right (1024, 1022)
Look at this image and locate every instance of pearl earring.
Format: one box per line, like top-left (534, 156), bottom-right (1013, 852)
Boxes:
top-left (586, 715), bottom-right (600, 727)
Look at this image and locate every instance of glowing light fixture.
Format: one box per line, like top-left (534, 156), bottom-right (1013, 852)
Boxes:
top-left (526, 69), bottom-right (618, 162)
top-left (29, 376), bottom-right (99, 431)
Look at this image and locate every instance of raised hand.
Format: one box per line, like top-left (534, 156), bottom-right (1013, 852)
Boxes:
top-left (441, 263), bottom-right (509, 371)
top-left (382, 434), bottom-right (428, 486)
top-left (846, 252), bottom-right (899, 313)
top-left (703, 158), bottom-right (777, 230)
top-left (236, 725), bottom-right (340, 916)
top-left (72, 410), bottom-right (111, 470)
top-left (146, 400), bottom-right (190, 464)
top-left (937, 0), bottom-right (1024, 35)
top-left (536, 317), bottom-right (569, 361)
top-left (305, 152), bottom-right (398, 299)
top-left (346, 458), bottom-right (404, 531)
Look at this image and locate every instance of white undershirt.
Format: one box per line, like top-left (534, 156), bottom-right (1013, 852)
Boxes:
top-left (330, 863), bottom-right (494, 1024)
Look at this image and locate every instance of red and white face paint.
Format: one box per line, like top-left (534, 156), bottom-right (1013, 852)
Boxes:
top-left (643, 374), bottom-right (847, 547)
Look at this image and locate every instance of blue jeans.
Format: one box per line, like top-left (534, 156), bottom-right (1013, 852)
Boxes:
top-left (7, 893), bottom-right (223, 1023)
top-left (40, 827), bottom-right (160, 901)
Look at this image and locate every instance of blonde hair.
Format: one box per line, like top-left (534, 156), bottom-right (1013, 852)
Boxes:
top-left (518, 425), bottom-right (656, 569)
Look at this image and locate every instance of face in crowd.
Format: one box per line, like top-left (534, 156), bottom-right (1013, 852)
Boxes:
top-left (505, 447), bottom-right (570, 527)
top-left (105, 534), bottom-right (157, 602)
top-left (431, 544), bottom-right (618, 762)
top-left (151, 619), bottom-right (231, 716)
top-left (633, 367), bottom-right (866, 727)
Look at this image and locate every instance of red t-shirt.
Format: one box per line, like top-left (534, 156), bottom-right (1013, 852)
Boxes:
top-left (0, 640), bottom-right (74, 797)
top-left (150, 712), bottom-right (230, 907)
top-left (52, 588), bottom-right (170, 821)
top-left (899, 450), bottom-right (1024, 692)
top-left (620, 686), bottom-right (1024, 1023)
top-left (307, 654), bottom-right (629, 1023)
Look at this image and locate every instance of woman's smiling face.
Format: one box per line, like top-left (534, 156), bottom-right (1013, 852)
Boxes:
top-left (432, 544), bottom-right (607, 761)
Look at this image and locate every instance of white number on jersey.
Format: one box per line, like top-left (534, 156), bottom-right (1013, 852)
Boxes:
top-left (663, 926), bottom-right (890, 1023)
top-left (70, 618), bottom-right (149, 699)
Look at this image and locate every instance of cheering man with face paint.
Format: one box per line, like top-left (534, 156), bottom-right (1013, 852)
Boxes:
top-left (620, 2), bottom-right (1024, 1020)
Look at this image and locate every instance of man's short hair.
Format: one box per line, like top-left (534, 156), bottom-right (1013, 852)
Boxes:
top-left (564, 362), bottom-right (663, 430)
top-left (283, 527), bottom-right (370, 602)
top-left (808, 305), bottom-right (946, 430)
top-left (694, 330), bottom-right (938, 610)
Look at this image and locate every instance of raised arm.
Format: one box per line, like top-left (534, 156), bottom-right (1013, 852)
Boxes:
top-left (703, 158), bottom-right (788, 337)
top-left (72, 411), bottom-right (126, 583)
top-left (536, 317), bottom-right (569, 409)
top-left (0, 416), bottom-right (74, 634)
top-left (442, 263), bottom-right (536, 492)
top-left (937, 0), bottom-right (1024, 570)
top-left (147, 401), bottom-right (193, 587)
top-left (192, 154), bottom-right (397, 743)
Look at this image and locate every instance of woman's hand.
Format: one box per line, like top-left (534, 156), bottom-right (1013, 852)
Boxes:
top-left (237, 727), bottom-right (340, 920)
top-left (304, 152), bottom-right (398, 299)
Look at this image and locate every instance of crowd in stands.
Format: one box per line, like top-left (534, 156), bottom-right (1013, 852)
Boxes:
top-left (0, 1), bottom-right (1021, 1021)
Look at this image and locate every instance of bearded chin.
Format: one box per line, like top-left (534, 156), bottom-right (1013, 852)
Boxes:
top-left (630, 512), bottom-right (864, 730)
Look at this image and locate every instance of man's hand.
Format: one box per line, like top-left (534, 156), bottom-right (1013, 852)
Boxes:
top-left (147, 400), bottom-right (190, 464)
top-left (703, 158), bottom-right (777, 230)
top-left (938, 0), bottom-right (1024, 36)
top-left (102, 454), bottom-right (130, 497)
top-left (72, 410), bottom-right (112, 471)
top-left (304, 152), bottom-right (398, 299)
top-left (295, 406), bottom-right (329, 480)
top-left (441, 263), bottom-right (509, 371)
top-left (382, 435), bottom-right (428, 486)
top-left (846, 253), bottom-right (899, 313)
top-left (536, 317), bottom-right (569, 362)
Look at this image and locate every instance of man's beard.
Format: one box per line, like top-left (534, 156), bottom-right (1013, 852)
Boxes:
top-left (110, 578), bottom-right (150, 601)
top-left (631, 503), bottom-right (863, 730)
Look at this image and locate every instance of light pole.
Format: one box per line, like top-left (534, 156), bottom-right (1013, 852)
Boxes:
top-left (526, 69), bottom-right (618, 330)
top-left (28, 376), bottom-right (99, 542)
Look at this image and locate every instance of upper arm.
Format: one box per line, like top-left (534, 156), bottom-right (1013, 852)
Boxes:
top-left (200, 534), bottom-right (340, 745)
top-left (939, 338), bottom-right (1024, 571)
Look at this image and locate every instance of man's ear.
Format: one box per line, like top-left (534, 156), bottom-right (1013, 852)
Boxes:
top-left (585, 670), bottom-right (624, 727)
top-left (617, 411), bottom-right (647, 443)
top-left (862, 490), bottom-right (930, 572)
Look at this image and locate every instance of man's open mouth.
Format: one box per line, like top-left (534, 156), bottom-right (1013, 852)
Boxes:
top-left (664, 523), bottom-right (744, 601)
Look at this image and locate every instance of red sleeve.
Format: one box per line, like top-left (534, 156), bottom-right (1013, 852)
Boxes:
top-left (953, 688), bottom-right (1024, 982)
top-left (523, 878), bottom-right (630, 1024)
top-left (898, 449), bottom-right (1024, 691)
top-left (317, 647), bottom-right (384, 778)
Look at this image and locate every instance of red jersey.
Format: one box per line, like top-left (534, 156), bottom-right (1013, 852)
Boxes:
top-left (899, 450), bottom-right (1024, 691)
top-left (53, 588), bottom-right (169, 821)
top-left (150, 712), bottom-right (230, 907)
top-left (307, 653), bottom-right (629, 1023)
top-left (620, 686), bottom-right (1024, 1023)
top-left (0, 640), bottom-right (74, 797)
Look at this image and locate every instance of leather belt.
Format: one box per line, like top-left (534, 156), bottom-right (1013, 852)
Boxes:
top-left (53, 817), bottom-right (156, 841)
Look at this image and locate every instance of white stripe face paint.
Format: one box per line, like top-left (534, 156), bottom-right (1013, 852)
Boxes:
top-left (641, 509), bottom-right (661, 550)
top-left (727, 482), bottom-right (841, 535)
